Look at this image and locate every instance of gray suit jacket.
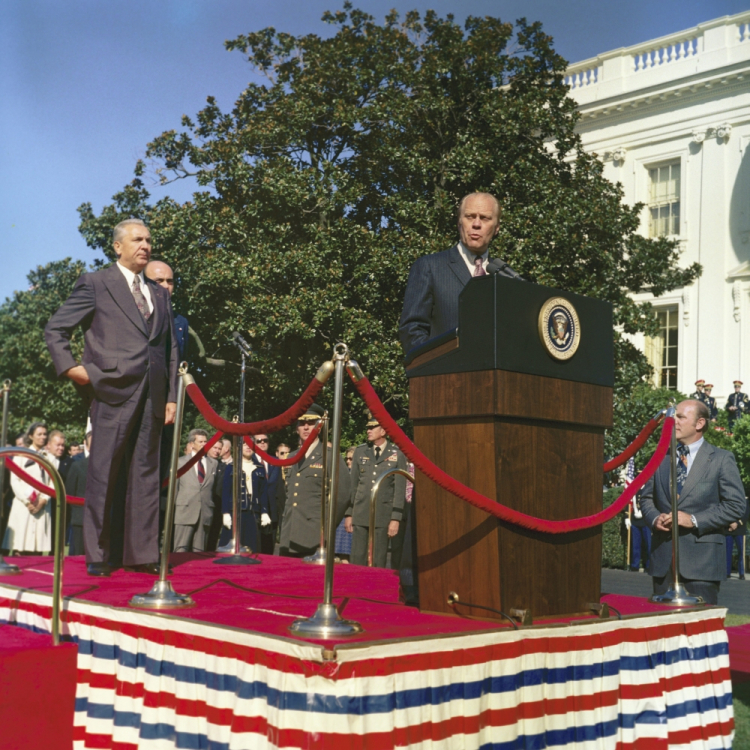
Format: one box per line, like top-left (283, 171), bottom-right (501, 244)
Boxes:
top-left (44, 263), bottom-right (179, 416)
top-left (399, 244), bottom-right (475, 355)
top-left (640, 441), bottom-right (747, 581)
top-left (174, 454), bottom-right (219, 526)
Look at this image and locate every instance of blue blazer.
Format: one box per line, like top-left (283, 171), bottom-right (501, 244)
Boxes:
top-left (399, 244), bottom-right (487, 355)
top-left (174, 314), bottom-right (189, 360)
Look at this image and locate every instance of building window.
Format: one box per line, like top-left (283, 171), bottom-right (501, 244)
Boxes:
top-left (648, 162), bottom-right (680, 237)
top-left (644, 307), bottom-right (678, 389)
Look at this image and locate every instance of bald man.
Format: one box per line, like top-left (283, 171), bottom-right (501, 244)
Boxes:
top-left (145, 260), bottom-right (189, 359)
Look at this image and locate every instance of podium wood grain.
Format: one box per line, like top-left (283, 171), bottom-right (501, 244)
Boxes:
top-left (410, 370), bottom-right (612, 620)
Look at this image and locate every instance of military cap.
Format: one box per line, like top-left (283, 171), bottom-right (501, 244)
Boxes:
top-left (705, 384), bottom-right (714, 390)
top-left (365, 411), bottom-right (380, 428)
top-left (734, 380), bottom-right (744, 387)
top-left (299, 403), bottom-right (325, 420)
top-left (695, 379), bottom-right (705, 386)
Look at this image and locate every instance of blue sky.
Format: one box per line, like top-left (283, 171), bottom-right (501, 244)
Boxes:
top-left (1, 0), bottom-right (746, 302)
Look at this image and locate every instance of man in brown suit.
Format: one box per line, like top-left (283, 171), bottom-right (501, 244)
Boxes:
top-left (44, 219), bottom-right (179, 576)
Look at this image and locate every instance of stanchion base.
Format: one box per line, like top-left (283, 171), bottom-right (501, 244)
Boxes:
top-left (216, 542), bottom-right (252, 554)
top-left (289, 603), bottom-right (363, 638)
top-left (650, 585), bottom-right (705, 607)
top-left (303, 548), bottom-right (326, 565)
top-left (0, 559), bottom-right (21, 575)
top-left (213, 554), bottom-right (261, 566)
top-left (129, 579), bottom-right (195, 609)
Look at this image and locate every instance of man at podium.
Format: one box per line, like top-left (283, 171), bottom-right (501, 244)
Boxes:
top-left (398, 192), bottom-right (500, 355)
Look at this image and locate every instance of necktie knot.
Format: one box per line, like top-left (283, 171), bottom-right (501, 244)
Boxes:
top-left (473, 256), bottom-right (486, 277)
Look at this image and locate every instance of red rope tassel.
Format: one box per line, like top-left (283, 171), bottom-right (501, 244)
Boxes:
top-left (244, 420), bottom-right (323, 467)
top-left (185, 376), bottom-right (325, 436)
top-left (4, 457), bottom-right (84, 506)
top-left (349, 374), bottom-right (673, 534)
top-left (603, 417), bottom-right (662, 473)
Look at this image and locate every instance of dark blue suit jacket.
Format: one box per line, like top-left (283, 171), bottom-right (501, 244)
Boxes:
top-left (174, 314), bottom-right (189, 361)
top-left (399, 244), bottom-right (486, 355)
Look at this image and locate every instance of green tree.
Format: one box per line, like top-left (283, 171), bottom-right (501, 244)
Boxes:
top-left (0, 259), bottom-right (92, 444)
top-left (74, 5), bottom-right (700, 446)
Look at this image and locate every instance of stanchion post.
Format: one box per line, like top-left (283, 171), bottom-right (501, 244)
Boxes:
top-left (0, 447), bottom-right (66, 641)
top-left (650, 406), bottom-right (704, 606)
top-left (130, 364), bottom-right (195, 609)
top-left (304, 415), bottom-right (329, 565)
top-left (290, 344), bottom-right (362, 637)
top-left (0, 381), bottom-right (20, 575)
top-left (368, 468), bottom-right (415, 567)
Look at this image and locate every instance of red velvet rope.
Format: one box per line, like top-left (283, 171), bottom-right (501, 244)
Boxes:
top-left (350, 374), bottom-right (674, 534)
top-left (4, 457), bottom-right (84, 506)
top-left (161, 429), bottom-right (224, 488)
top-left (185, 377), bottom-right (324, 436)
top-left (244, 420), bottom-right (323, 467)
top-left (603, 417), bottom-right (662, 473)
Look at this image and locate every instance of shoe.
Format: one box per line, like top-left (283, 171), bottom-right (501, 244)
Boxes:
top-left (87, 562), bottom-right (112, 577)
top-left (740, 574), bottom-right (746, 580)
top-left (124, 562), bottom-right (173, 575)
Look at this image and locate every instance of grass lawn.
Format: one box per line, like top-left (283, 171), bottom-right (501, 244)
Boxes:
top-left (726, 615), bottom-right (750, 748)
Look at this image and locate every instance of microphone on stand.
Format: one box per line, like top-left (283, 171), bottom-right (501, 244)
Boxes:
top-left (231, 331), bottom-right (252, 357)
top-left (487, 258), bottom-right (525, 281)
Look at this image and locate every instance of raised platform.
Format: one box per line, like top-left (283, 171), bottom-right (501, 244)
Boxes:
top-left (0, 554), bottom-right (736, 749)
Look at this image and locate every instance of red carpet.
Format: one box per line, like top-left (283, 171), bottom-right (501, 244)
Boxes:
top-left (727, 623), bottom-right (750, 684)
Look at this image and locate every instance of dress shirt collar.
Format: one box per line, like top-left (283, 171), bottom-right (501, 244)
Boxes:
top-left (679, 436), bottom-right (704, 473)
top-left (458, 241), bottom-right (489, 277)
top-left (304, 438), bottom-right (320, 460)
top-left (116, 262), bottom-right (153, 311)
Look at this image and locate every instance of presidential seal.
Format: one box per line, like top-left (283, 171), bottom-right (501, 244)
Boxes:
top-left (538, 297), bottom-right (581, 360)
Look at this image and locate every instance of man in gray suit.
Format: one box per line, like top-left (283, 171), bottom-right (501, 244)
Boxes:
top-left (173, 429), bottom-right (219, 552)
top-left (640, 399), bottom-right (747, 604)
top-left (399, 192), bottom-right (501, 355)
top-left (45, 218), bottom-right (179, 576)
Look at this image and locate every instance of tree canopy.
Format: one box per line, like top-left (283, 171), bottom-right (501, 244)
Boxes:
top-left (11, 5), bottom-right (701, 449)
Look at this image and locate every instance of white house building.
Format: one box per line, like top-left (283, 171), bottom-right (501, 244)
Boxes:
top-left (566, 11), bottom-right (750, 408)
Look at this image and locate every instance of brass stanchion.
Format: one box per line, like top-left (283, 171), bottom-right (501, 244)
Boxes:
top-left (130, 364), bottom-right (195, 608)
top-left (367, 468), bottom-right (415, 567)
top-left (0, 380), bottom-right (20, 575)
top-left (0, 447), bottom-right (66, 642)
top-left (290, 344), bottom-right (362, 637)
top-left (304, 415), bottom-right (329, 564)
top-left (214, 430), bottom-right (261, 566)
top-left (650, 405), bottom-right (704, 606)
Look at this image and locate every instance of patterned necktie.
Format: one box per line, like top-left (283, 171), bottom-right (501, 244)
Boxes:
top-left (676, 443), bottom-right (689, 497)
top-left (473, 256), bottom-right (486, 277)
top-left (197, 459), bottom-right (205, 484)
top-left (131, 276), bottom-right (151, 320)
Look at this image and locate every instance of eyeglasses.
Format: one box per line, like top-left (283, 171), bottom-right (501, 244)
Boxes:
top-left (278, 451), bottom-right (290, 457)
top-left (255, 438), bottom-right (269, 443)
top-left (297, 419), bottom-right (318, 426)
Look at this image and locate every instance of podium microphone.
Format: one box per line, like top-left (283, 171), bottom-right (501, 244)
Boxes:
top-left (231, 331), bottom-right (252, 357)
top-left (487, 258), bottom-right (525, 281)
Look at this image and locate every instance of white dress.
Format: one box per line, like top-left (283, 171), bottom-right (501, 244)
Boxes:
top-left (2, 452), bottom-right (52, 553)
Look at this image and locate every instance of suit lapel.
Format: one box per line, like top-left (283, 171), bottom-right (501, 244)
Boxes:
top-left (680, 442), bottom-right (712, 504)
top-left (448, 244), bottom-right (472, 286)
top-left (102, 264), bottom-right (148, 336)
top-left (146, 278), bottom-right (162, 342)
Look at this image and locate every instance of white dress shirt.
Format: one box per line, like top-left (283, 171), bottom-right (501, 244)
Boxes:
top-left (458, 241), bottom-right (489, 276)
top-left (116, 262), bottom-right (153, 315)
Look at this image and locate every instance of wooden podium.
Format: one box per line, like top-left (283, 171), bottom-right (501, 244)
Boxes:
top-left (405, 275), bottom-right (614, 621)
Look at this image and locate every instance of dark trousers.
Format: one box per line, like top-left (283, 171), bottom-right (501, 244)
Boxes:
top-left (630, 524), bottom-right (651, 570)
top-left (351, 524), bottom-right (388, 568)
top-left (652, 568), bottom-right (720, 605)
top-left (726, 535), bottom-right (746, 577)
top-left (259, 521), bottom-right (276, 555)
top-left (84, 376), bottom-right (163, 566)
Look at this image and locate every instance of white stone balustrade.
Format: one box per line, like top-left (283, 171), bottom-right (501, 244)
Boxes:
top-left (565, 11), bottom-right (750, 105)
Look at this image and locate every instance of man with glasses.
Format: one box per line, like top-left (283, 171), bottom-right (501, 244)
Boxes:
top-left (249, 434), bottom-right (281, 554)
top-left (279, 404), bottom-right (351, 558)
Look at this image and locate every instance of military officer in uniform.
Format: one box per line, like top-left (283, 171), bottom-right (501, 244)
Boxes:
top-left (690, 379), bottom-right (707, 404)
top-left (703, 384), bottom-right (718, 422)
top-left (279, 404), bottom-right (351, 558)
top-left (345, 413), bottom-right (408, 568)
top-left (726, 380), bottom-right (749, 428)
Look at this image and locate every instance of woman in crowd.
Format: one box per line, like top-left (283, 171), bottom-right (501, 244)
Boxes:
top-left (2, 422), bottom-right (52, 555)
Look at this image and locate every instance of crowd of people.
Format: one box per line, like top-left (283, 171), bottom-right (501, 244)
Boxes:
top-left (0, 408), bottom-right (414, 574)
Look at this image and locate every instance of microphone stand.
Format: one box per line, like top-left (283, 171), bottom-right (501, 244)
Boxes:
top-left (214, 335), bottom-right (260, 565)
